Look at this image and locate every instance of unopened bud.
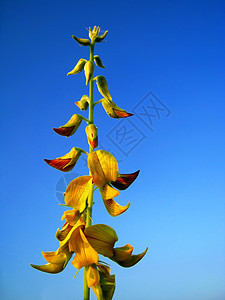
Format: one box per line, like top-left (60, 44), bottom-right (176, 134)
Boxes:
top-left (94, 75), bottom-right (112, 100)
top-left (94, 55), bottom-right (105, 68)
top-left (67, 59), bottom-right (87, 76)
top-left (88, 26), bottom-right (100, 41)
top-left (84, 61), bottom-right (94, 85)
top-left (75, 95), bottom-right (89, 111)
top-left (85, 124), bottom-right (98, 148)
top-left (95, 30), bottom-right (108, 43)
top-left (53, 114), bottom-right (83, 137)
top-left (102, 98), bottom-right (133, 118)
top-left (72, 35), bottom-right (90, 46)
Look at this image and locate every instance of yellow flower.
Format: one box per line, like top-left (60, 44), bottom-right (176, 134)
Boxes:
top-left (88, 150), bottom-right (130, 216)
top-left (85, 224), bottom-right (148, 267)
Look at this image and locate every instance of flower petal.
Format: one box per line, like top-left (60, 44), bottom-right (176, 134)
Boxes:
top-left (86, 265), bottom-right (100, 288)
top-left (70, 228), bottom-right (99, 269)
top-left (113, 244), bottom-right (134, 262)
top-left (30, 262), bottom-right (65, 274)
top-left (111, 247), bottom-right (148, 268)
top-left (102, 198), bottom-right (130, 217)
top-left (113, 108), bottom-right (133, 118)
top-left (111, 170), bottom-right (140, 190)
top-left (64, 175), bottom-right (92, 212)
top-left (42, 251), bottom-right (67, 264)
top-left (56, 222), bottom-right (73, 241)
top-left (61, 209), bottom-right (80, 226)
top-left (85, 224), bottom-right (118, 258)
top-left (88, 150), bottom-right (118, 187)
top-left (53, 126), bottom-right (75, 137)
top-left (100, 184), bottom-right (120, 200)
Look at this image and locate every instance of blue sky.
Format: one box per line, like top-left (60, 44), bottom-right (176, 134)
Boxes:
top-left (1, 0), bottom-right (225, 299)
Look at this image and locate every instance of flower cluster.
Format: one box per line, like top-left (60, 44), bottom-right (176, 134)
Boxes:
top-left (31, 26), bottom-right (147, 300)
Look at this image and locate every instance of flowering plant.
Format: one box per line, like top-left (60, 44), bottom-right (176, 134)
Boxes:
top-left (31, 26), bottom-right (148, 300)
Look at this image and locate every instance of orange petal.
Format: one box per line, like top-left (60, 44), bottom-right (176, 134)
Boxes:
top-left (111, 170), bottom-right (140, 190)
top-left (103, 198), bottom-right (130, 217)
top-left (113, 109), bottom-right (133, 118)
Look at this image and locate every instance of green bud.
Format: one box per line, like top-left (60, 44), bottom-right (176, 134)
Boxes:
top-left (95, 30), bottom-right (108, 43)
top-left (72, 35), bottom-right (91, 46)
top-left (67, 58), bottom-right (87, 76)
top-left (94, 75), bottom-right (112, 101)
top-left (94, 55), bottom-right (105, 68)
top-left (84, 61), bottom-right (94, 85)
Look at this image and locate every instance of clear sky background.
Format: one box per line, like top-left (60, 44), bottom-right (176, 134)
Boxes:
top-left (1, 1), bottom-right (225, 299)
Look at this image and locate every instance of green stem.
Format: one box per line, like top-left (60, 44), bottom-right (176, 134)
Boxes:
top-left (83, 41), bottom-right (95, 300)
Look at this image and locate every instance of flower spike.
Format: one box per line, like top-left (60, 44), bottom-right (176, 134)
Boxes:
top-left (53, 114), bottom-right (83, 137)
top-left (44, 147), bottom-right (84, 172)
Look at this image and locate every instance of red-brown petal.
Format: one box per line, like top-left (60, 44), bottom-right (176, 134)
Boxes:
top-left (111, 170), bottom-right (140, 190)
top-left (44, 158), bottom-right (74, 172)
top-left (113, 109), bottom-right (133, 118)
top-left (53, 126), bottom-right (75, 137)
